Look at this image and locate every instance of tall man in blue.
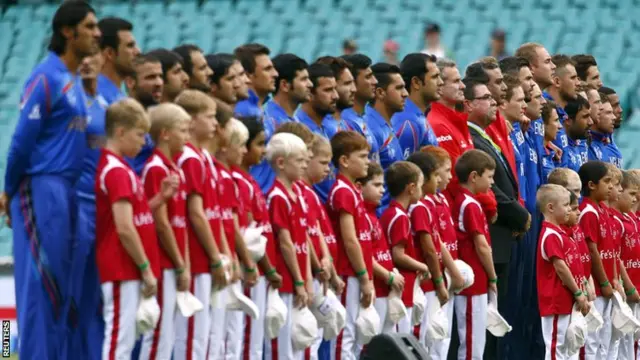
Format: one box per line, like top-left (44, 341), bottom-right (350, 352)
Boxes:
top-left (146, 48), bottom-right (189, 102)
top-left (340, 54), bottom-right (380, 162)
top-left (561, 95), bottom-right (593, 172)
top-left (600, 86), bottom-right (623, 129)
top-left (3, 2), bottom-right (100, 359)
top-left (392, 52), bottom-right (441, 159)
top-left (207, 53), bottom-right (244, 107)
top-left (257, 53), bottom-right (311, 193)
top-left (96, 17), bottom-right (140, 104)
top-left (295, 63), bottom-right (341, 202)
top-left (544, 55), bottom-right (581, 150)
top-left (315, 56), bottom-right (355, 135)
top-left (173, 44), bottom-right (214, 92)
top-left (589, 95), bottom-right (622, 167)
top-left (234, 43), bottom-right (278, 118)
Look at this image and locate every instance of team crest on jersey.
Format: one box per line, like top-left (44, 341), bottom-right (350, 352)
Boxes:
top-left (594, 147), bottom-right (603, 160)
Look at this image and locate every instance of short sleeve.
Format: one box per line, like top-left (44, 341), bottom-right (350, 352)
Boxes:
top-left (269, 195), bottom-right (291, 233)
top-left (182, 158), bottom-right (204, 195)
top-left (463, 203), bottom-right (486, 235)
top-left (542, 233), bottom-right (565, 261)
top-left (331, 188), bottom-right (357, 216)
top-left (411, 205), bottom-right (433, 235)
top-left (388, 215), bottom-right (411, 248)
top-left (580, 212), bottom-right (600, 245)
top-left (104, 168), bottom-right (134, 204)
top-left (143, 166), bottom-right (168, 199)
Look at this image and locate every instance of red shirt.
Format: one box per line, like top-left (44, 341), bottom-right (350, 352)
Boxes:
top-left (562, 224), bottom-right (590, 288)
top-left (435, 193), bottom-right (458, 259)
top-left (176, 143), bottom-right (221, 274)
top-left (621, 213), bottom-right (640, 286)
top-left (95, 149), bottom-right (159, 283)
top-left (608, 207), bottom-right (624, 261)
top-left (231, 166), bottom-right (250, 229)
top-left (409, 196), bottom-right (442, 293)
top-left (231, 167), bottom-right (276, 265)
top-left (211, 158), bottom-right (239, 256)
top-left (366, 202), bottom-right (394, 298)
top-left (317, 192), bottom-right (338, 261)
top-left (579, 198), bottom-right (614, 296)
top-left (453, 187), bottom-right (491, 296)
top-left (142, 149), bottom-right (187, 270)
top-left (537, 221), bottom-right (578, 316)
top-left (381, 200), bottom-right (416, 306)
top-left (297, 181), bottom-right (324, 257)
top-left (267, 179), bottom-right (309, 293)
top-left (327, 174), bottom-right (373, 278)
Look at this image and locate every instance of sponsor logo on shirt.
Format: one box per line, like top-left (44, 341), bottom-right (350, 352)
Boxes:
top-left (358, 231), bottom-right (372, 242)
top-left (171, 215), bottom-right (187, 228)
top-left (308, 224), bottom-right (320, 237)
top-left (221, 208), bottom-right (233, 221)
top-left (437, 135), bottom-right (452, 142)
top-left (28, 104), bottom-right (40, 120)
top-left (134, 212), bottom-right (154, 227)
top-left (294, 242), bottom-right (309, 254)
top-left (445, 241), bottom-right (458, 252)
top-left (323, 232), bottom-right (336, 244)
top-left (625, 259), bottom-right (640, 269)
top-left (205, 207), bottom-right (220, 220)
top-left (600, 249), bottom-right (615, 260)
top-left (376, 250), bottom-right (392, 262)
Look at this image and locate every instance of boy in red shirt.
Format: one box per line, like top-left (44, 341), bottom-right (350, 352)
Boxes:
top-left (232, 115), bottom-right (283, 360)
top-left (356, 163), bottom-right (406, 334)
top-left (139, 104), bottom-right (191, 359)
top-left (451, 149), bottom-right (497, 360)
top-left (264, 132), bottom-right (313, 359)
top-left (326, 131), bottom-right (372, 359)
top-left (173, 90), bottom-right (230, 360)
top-left (536, 184), bottom-right (590, 359)
top-left (380, 161), bottom-right (430, 334)
top-left (96, 99), bottom-right (174, 358)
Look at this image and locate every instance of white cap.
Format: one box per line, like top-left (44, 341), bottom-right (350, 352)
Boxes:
top-left (291, 306), bottom-right (319, 351)
top-left (176, 291), bottom-right (204, 318)
top-left (265, 288), bottom-right (288, 339)
top-left (356, 304), bottom-right (381, 345)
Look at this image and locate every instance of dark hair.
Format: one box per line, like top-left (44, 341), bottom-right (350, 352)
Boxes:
top-left (206, 53), bottom-right (236, 85)
top-left (330, 130), bottom-right (370, 167)
top-left (131, 53), bottom-right (162, 77)
top-left (551, 54), bottom-right (575, 76)
top-left (464, 62), bottom-right (491, 84)
top-left (385, 161), bottom-right (422, 197)
top-left (425, 23), bottom-right (441, 34)
top-left (565, 95), bottom-right (590, 121)
top-left (462, 79), bottom-right (485, 101)
top-left (307, 63), bottom-right (335, 91)
top-left (406, 151), bottom-right (438, 181)
top-left (599, 86), bottom-right (616, 95)
top-left (399, 53), bottom-right (437, 92)
top-left (371, 62), bottom-right (402, 90)
top-left (272, 53), bottom-right (309, 93)
top-left (455, 149), bottom-right (496, 182)
top-left (173, 44), bottom-right (202, 77)
top-left (234, 43), bottom-right (270, 74)
top-left (340, 53), bottom-right (372, 79)
top-left (499, 56), bottom-right (530, 77)
top-left (356, 162), bottom-right (384, 185)
top-left (237, 115), bottom-right (265, 148)
top-left (146, 49), bottom-right (183, 80)
top-left (578, 160), bottom-right (609, 196)
top-left (98, 17), bottom-right (133, 51)
top-left (503, 74), bottom-right (522, 101)
top-left (49, 1), bottom-right (96, 54)
top-left (541, 100), bottom-right (558, 125)
top-left (571, 54), bottom-right (598, 82)
top-left (316, 56), bottom-right (352, 81)
top-left (599, 92), bottom-right (610, 104)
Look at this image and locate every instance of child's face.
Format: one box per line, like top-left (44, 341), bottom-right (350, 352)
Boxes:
top-left (566, 202), bottom-right (579, 227)
top-left (423, 172), bottom-right (440, 196)
top-left (609, 178), bottom-right (622, 203)
top-left (409, 173), bottom-right (425, 203)
top-left (281, 150), bottom-right (307, 182)
top-left (244, 131), bottom-right (266, 167)
top-left (120, 125), bottom-right (147, 158)
top-left (618, 186), bottom-right (639, 214)
top-left (566, 175), bottom-right (582, 200)
top-left (591, 174), bottom-right (613, 202)
top-left (307, 148), bottom-right (332, 184)
top-left (192, 108), bottom-right (218, 140)
top-left (436, 160), bottom-right (452, 190)
top-left (551, 193), bottom-right (571, 225)
top-left (361, 174), bottom-right (385, 205)
top-left (166, 120), bottom-right (190, 155)
top-left (473, 168), bottom-right (495, 194)
top-left (226, 140), bottom-right (248, 166)
top-left (343, 148), bottom-right (370, 179)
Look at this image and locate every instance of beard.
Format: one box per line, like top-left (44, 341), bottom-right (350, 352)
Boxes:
top-left (135, 91), bottom-right (159, 109)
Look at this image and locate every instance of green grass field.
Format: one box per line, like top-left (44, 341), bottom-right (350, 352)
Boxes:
top-left (8, 354), bottom-right (17, 360)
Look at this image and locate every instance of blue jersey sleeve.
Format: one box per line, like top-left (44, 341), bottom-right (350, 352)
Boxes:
top-left (392, 119), bottom-right (420, 159)
top-left (421, 124), bottom-right (439, 148)
top-left (4, 74), bottom-right (54, 197)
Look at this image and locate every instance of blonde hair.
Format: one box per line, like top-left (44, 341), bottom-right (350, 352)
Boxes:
top-left (266, 133), bottom-right (307, 165)
top-left (547, 167), bottom-right (578, 187)
top-left (606, 163), bottom-right (622, 183)
top-left (310, 134), bottom-right (331, 157)
top-left (105, 98), bottom-right (150, 137)
top-left (226, 118), bottom-right (249, 147)
top-left (536, 184), bottom-right (569, 212)
top-left (147, 103), bottom-right (190, 143)
top-left (515, 42), bottom-right (544, 64)
top-left (174, 89), bottom-right (216, 116)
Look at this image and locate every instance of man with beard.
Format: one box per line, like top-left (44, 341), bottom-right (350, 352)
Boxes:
top-left (600, 86), bottom-right (623, 128)
top-left (515, 43), bottom-right (556, 93)
top-left (585, 87), bottom-right (603, 126)
top-left (546, 55), bottom-right (581, 150)
top-left (3, 2), bottom-right (101, 358)
top-left (146, 48), bottom-right (189, 102)
top-left (522, 83), bottom-right (546, 210)
top-left (561, 96), bottom-right (593, 172)
top-left (572, 54), bottom-right (604, 90)
top-left (341, 53), bottom-right (380, 161)
top-left (97, 17), bottom-right (140, 104)
top-left (315, 55), bottom-right (356, 135)
top-left (391, 53), bottom-right (441, 159)
top-left (173, 44), bottom-right (214, 92)
top-left (499, 56), bottom-right (535, 102)
top-left (234, 43), bottom-right (278, 117)
top-left (206, 53), bottom-right (243, 106)
top-left (295, 63), bottom-right (340, 202)
top-left (589, 96), bottom-right (622, 167)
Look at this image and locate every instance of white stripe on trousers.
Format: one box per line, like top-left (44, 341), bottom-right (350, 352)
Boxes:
top-left (241, 276), bottom-right (267, 360)
top-left (374, 297), bottom-right (397, 334)
top-left (584, 296), bottom-right (612, 360)
top-left (208, 286), bottom-right (228, 359)
top-left (140, 269), bottom-right (178, 360)
top-left (541, 314), bottom-right (570, 360)
top-left (455, 294), bottom-right (487, 360)
top-left (174, 273), bottom-right (211, 360)
top-left (101, 280), bottom-right (140, 360)
top-left (264, 293), bottom-right (304, 360)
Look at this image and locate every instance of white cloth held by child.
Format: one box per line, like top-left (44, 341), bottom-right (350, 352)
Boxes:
top-left (412, 278), bottom-right (427, 326)
top-left (291, 306), bottom-right (319, 351)
top-left (426, 295), bottom-right (449, 340)
top-left (486, 291), bottom-right (512, 337)
top-left (265, 288), bottom-right (288, 339)
top-left (356, 303), bottom-right (381, 345)
top-left (243, 222), bottom-right (267, 262)
top-left (611, 291), bottom-right (640, 335)
top-left (176, 291), bottom-right (204, 317)
top-left (226, 281), bottom-right (259, 319)
top-left (584, 301), bottom-right (604, 333)
top-left (565, 304), bottom-right (588, 356)
top-left (444, 259), bottom-right (475, 294)
top-left (136, 296), bottom-right (161, 336)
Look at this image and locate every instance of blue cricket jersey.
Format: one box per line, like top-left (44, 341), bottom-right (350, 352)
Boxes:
top-left (342, 107), bottom-right (380, 163)
top-left (234, 89), bottom-right (263, 118)
top-left (543, 92), bottom-right (569, 150)
top-left (524, 122), bottom-right (542, 212)
top-left (76, 93), bottom-right (108, 201)
top-left (561, 137), bottom-right (588, 172)
top-left (589, 131), bottom-right (623, 168)
top-left (509, 123), bottom-right (528, 207)
top-left (391, 98), bottom-right (439, 160)
top-left (96, 74), bottom-right (124, 104)
top-left (4, 52), bottom-right (89, 198)
top-left (541, 144), bottom-right (557, 185)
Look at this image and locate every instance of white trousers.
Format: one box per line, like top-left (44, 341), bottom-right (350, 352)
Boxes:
top-left (207, 285), bottom-right (228, 359)
top-left (140, 269), bottom-right (178, 360)
top-left (239, 276), bottom-right (267, 360)
top-left (101, 280), bottom-right (140, 360)
top-left (174, 273), bottom-right (212, 360)
top-left (419, 290), bottom-right (451, 360)
top-left (374, 297), bottom-right (397, 334)
top-left (336, 277), bottom-right (364, 360)
top-left (455, 294), bottom-right (488, 360)
top-left (584, 296), bottom-right (612, 360)
top-left (541, 314), bottom-right (570, 360)
top-left (264, 293), bottom-right (304, 360)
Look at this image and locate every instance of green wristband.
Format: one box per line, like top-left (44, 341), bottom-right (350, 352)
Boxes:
top-left (626, 287), bottom-right (637, 296)
top-left (434, 276), bottom-right (444, 286)
top-left (175, 267), bottom-right (185, 275)
top-left (489, 278), bottom-right (498, 284)
top-left (244, 266), bottom-right (256, 273)
top-left (387, 272), bottom-right (395, 286)
top-left (294, 280), bottom-right (305, 287)
top-left (265, 268), bottom-right (277, 277)
top-left (600, 280), bottom-right (610, 288)
top-left (210, 260), bottom-right (223, 270)
top-left (573, 290), bottom-right (583, 298)
top-left (138, 260), bottom-right (150, 271)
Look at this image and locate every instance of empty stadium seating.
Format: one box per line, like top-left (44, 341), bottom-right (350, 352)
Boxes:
top-left (0, 0), bottom-right (639, 257)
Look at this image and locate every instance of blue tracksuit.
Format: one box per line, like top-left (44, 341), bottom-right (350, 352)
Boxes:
top-left (342, 107), bottom-right (380, 163)
top-left (524, 122), bottom-right (542, 212)
top-left (95, 74), bottom-right (123, 104)
top-left (589, 131), bottom-right (623, 168)
top-left (541, 145), bottom-right (558, 184)
top-left (561, 136), bottom-right (588, 173)
top-left (542, 92), bottom-right (569, 150)
top-left (234, 89), bottom-right (263, 118)
top-left (4, 52), bottom-right (89, 359)
top-left (296, 108), bottom-right (349, 203)
top-left (510, 123), bottom-right (528, 207)
top-left (391, 98), bottom-right (438, 159)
